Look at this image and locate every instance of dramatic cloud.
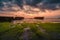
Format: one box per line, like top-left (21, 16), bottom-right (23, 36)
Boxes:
top-left (0, 0), bottom-right (60, 11)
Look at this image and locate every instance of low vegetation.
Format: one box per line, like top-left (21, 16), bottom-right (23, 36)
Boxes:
top-left (0, 22), bottom-right (60, 40)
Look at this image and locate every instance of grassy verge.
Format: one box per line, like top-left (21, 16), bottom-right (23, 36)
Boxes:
top-left (0, 22), bottom-right (60, 40)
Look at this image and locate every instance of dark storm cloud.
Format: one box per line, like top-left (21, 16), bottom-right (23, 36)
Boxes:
top-left (0, 0), bottom-right (60, 11)
top-left (0, 0), bottom-right (15, 10)
top-left (36, 0), bottom-right (60, 10)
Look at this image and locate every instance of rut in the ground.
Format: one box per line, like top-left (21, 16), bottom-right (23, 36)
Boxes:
top-left (22, 27), bottom-right (32, 40)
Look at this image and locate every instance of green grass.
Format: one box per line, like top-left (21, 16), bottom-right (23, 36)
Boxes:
top-left (0, 22), bottom-right (60, 40)
top-left (39, 23), bottom-right (60, 33)
top-left (0, 22), bottom-right (24, 40)
top-left (0, 22), bottom-right (11, 32)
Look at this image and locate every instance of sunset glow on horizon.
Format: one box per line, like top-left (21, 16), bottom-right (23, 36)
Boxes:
top-left (0, 0), bottom-right (60, 19)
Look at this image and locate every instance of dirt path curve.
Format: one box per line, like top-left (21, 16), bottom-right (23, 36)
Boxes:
top-left (23, 27), bottom-right (30, 40)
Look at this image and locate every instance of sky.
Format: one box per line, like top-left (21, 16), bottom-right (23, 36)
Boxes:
top-left (0, 0), bottom-right (60, 18)
top-left (0, 0), bottom-right (60, 11)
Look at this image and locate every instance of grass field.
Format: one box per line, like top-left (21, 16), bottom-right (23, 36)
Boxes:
top-left (0, 22), bottom-right (60, 40)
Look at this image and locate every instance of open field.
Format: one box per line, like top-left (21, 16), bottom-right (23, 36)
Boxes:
top-left (0, 22), bottom-right (60, 40)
